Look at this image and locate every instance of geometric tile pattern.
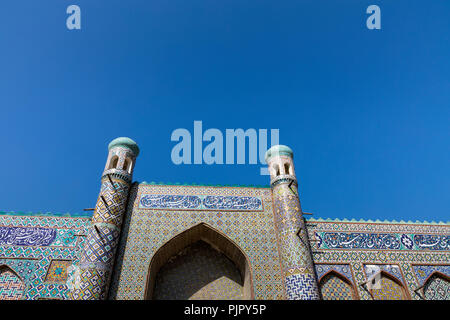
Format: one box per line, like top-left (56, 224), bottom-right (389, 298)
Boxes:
top-left (0, 227), bottom-right (57, 246)
top-left (272, 182), bottom-right (320, 300)
top-left (371, 275), bottom-right (406, 300)
top-left (45, 260), bottom-right (72, 283)
top-left (0, 266), bottom-right (25, 300)
top-left (423, 275), bottom-right (450, 300)
top-left (0, 214), bottom-right (90, 300)
top-left (315, 264), bottom-right (354, 283)
top-left (110, 184), bottom-right (284, 300)
top-left (320, 273), bottom-right (354, 300)
top-left (153, 241), bottom-right (243, 300)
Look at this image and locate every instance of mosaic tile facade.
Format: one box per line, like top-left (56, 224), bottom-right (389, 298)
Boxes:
top-left (153, 241), bottom-right (243, 300)
top-left (307, 220), bottom-right (449, 300)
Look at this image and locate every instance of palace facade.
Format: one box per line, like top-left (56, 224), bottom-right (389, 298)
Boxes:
top-left (0, 137), bottom-right (448, 300)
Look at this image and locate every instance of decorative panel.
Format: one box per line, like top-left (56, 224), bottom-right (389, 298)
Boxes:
top-left (153, 241), bottom-right (243, 300)
top-left (320, 273), bottom-right (354, 300)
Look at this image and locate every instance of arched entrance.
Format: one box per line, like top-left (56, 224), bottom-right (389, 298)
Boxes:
top-left (145, 223), bottom-right (253, 300)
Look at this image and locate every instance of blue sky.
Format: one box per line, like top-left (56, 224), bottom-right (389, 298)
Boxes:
top-left (0, 1), bottom-right (449, 222)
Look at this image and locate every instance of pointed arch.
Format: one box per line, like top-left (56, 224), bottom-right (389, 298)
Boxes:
top-left (144, 223), bottom-right (254, 300)
top-left (422, 271), bottom-right (450, 300)
top-left (319, 270), bottom-right (357, 300)
top-left (370, 270), bottom-right (409, 300)
top-left (0, 265), bottom-right (25, 300)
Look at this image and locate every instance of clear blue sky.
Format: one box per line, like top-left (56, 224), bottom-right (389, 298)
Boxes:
top-left (0, 1), bottom-right (449, 222)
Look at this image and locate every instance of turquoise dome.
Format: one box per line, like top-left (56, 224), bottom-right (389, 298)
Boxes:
top-left (108, 137), bottom-right (140, 156)
top-left (265, 145), bottom-right (293, 162)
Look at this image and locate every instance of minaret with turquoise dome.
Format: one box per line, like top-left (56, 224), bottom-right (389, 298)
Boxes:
top-left (265, 145), bottom-right (320, 300)
top-left (70, 137), bottom-right (139, 300)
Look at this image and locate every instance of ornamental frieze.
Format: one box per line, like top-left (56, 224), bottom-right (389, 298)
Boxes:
top-left (315, 232), bottom-right (450, 251)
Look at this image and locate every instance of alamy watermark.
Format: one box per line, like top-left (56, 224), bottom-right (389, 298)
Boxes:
top-left (170, 121), bottom-right (279, 175)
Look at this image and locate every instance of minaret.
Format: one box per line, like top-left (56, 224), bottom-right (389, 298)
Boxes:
top-left (265, 145), bottom-right (320, 300)
top-left (70, 137), bottom-right (139, 300)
